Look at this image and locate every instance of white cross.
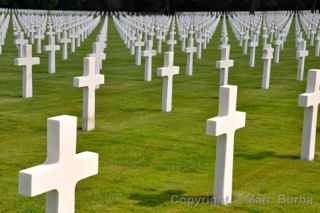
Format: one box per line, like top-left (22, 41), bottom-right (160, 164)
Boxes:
top-left (156, 30), bottom-right (164, 54)
top-left (274, 38), bottom-right (282, 63)
top-left (76, 29), bottom-right (81, 48)
top-left (167, 30), bottom-right (176, 52)
top-left (243, 31), bottom-right (250, 55)
top-left (44, 35), bottom-right (60, 74)
top-left (14, 44), bottom-right (40, 98)
top-left (46, 25), bottom-right (55, 38)
top-left (29, 25), bottom-right (36, 44)
top-left (249, 35), bottom-right (258, 67)
top-left (135, 35), bottom-right (144, 66)
top-left (142, 40), bottom-right (156, 81)
top-left (185, 33), bottom-right (197, 76)
top-left (315, 34), bottom-right (320, 56)
top-left (216, 44), bottom-right (234, 85)
top-left (196, 35), bottom-right (204, 59)
top-left (73, 57), bottom-right (104, 131)
top-left (180, 31), bottom-right (187, 51)
top-left (69, 29), bottom-right (77, 53)
top-left (206, 85), bottom-right (246, 205)
top-left (88, 42), bottom-right (106, 75)
top-left (299, 70), bottom-right (320, 160)
top-left (15, 32), bottom-right (28, 57)
top-left (296, 40), bottom-right (309, 81)
top-left (60, 30), bottom-right (71, 60)
top-left (261, 44), bottom-right (274, 89)
top-left (34, 29), bottom-right (44, 54)
top-left (157, 52), bottom-right (180, 112)
top-left (262, 32), bottom-right (269, 48)
top-left (129, 34), bottom-right (136, 55)
top-left (19, 115), bottom-right (99, 213)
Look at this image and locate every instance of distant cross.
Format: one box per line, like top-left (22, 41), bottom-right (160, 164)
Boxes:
top-left (261, 44), bottom-right (274, 89)
top-left (196, 35), bottom-right (204, 59)
top-left (19, 115), bottom-right (99, 213)
top-left (157, 52), bottom-right (180, 112)
top-left (262, 32), bottom-right (269, 48)
top-left (76, 28), bottom-right (81, 48)
top-left (185, 32), bottom-right (197, 76)
top-left (69, 28), bottom-right (77, 53)
top-left (167, 30), bottom-right (176, 52)
top-left (29, 25), bottom-right (35, 44)
top-left (274, 38), bottom-right (282, 63)
top-left (243, 31), bottom-right (250, 55)
top-left (249, 34), bottom-right (258, 67)
top-left (206, 85), bottom-right (246, 205)
top-left (73, 57), bottom-right (104, 131)
top-left (15, 32), bottom-right (28, 57)
top-left (46, 25), bottom-right (55, 38)
top-left (129, 33), bottom-right (136, 55)
top-left (44, 35), bottom-right (60, 74)
top-left (299, 70), bottom-right (320, 160)
top-left (142, 40), bottom-right (156, 81)
top-left (135, 34), bottom-right (144, 66)
top-left (216, 44), bottom-right (234, 85)
top-left (156, 29), bottom-right (164, 54)
top-left (315, 33), bottom-right (320, 56)
top-left (60, 30), bottom-right (71, 60)
top-left (14, 44), bottom-right (40, 98)
top-left (296, 40), bottom-right (309, 81)
top-left (88, 42), bottom-right (106, 75)
top-left (180, 31), bottom-right (187, 52)
top-left (34, 29), bottom-right (44, 54)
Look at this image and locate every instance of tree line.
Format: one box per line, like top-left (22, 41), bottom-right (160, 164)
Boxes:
top-left (0, 0), bottom-right (317, 12)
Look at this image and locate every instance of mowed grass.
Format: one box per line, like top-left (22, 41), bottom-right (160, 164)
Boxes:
top-left (0, 15), bottom-right (320, 213)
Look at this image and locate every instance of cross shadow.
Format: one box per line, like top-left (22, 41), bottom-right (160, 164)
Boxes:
top-left (237, 151), bottom-right (299, 160)
top-left (129, 190), bottom-right (186, 207)
top-left (120, 107), bottom-right (159, 113)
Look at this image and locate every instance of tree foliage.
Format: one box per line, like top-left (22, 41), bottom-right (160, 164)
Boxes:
top-left (0, 0), bottom-right (317, 11)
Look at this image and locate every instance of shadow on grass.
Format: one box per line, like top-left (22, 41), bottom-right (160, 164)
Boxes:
top-left (120, 107), bottom-right (160, 113)
top-left (129, 190), bottom-right (186, 207)
top-left (237, 151), bottom-right (299, 160)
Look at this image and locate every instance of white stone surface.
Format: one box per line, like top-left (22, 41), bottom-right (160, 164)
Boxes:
top-left (296, 40), bottom-right (309, 81)
top-left (157, 52), bottom-right (180, 112)
top-left (73, 57), bottom-right (104, 131)
top-left (167, 30), bottom-right (176, 52)
top-left (135, 35), bottom-right (144, 66)
top-left (142, 40), bottom-right (156, 81)
top-left (216, 44), bottom-right (234, 86)
top-left (274, 39), bottom-right (281, 64)
top-left (261, 44), bottom-right (274, 89)
top-left (60, 30), bottom-right (71, 60)
top-left (44, 35), bottom-right (60, 74)
top-left (206, 85), bottom-right (246, 205)
top-left (249, 35), bottom-right (257, 67)
top-left (19, 115), bottom-right (99, 213)
top-left (185, 32), bottom-right (196, 76)
top-left (14, 44), bottom-right (40, 98)
top-left (299, 69), bottom-right (320, 160)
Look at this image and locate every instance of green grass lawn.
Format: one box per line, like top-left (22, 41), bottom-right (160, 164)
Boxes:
top-left (0, 16), bottom-right (320, 212)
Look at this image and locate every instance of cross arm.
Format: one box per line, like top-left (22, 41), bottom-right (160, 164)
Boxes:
top-left (157, 66), bottom-right (180, 77)
top-left (73, 76), bottom-right (88, 88)
top-left (206, 112), bottom-right (246, 136)
top-left (216, 59), bottom-right (234, 70)
top-left (296, 50), bottom-right (309, 59)
top-left (19, 164), bottom-right (58, 197)
top-left (96, 74), bottom-right (105, 85)
top-left (299, 93), bottom-right (320, 107)
top-left (32, 58), bottom-right (40, 65)
top-left (74, 152), bottom-right (99, 183)
top-left (14, 58), bottom-right (28, 66)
